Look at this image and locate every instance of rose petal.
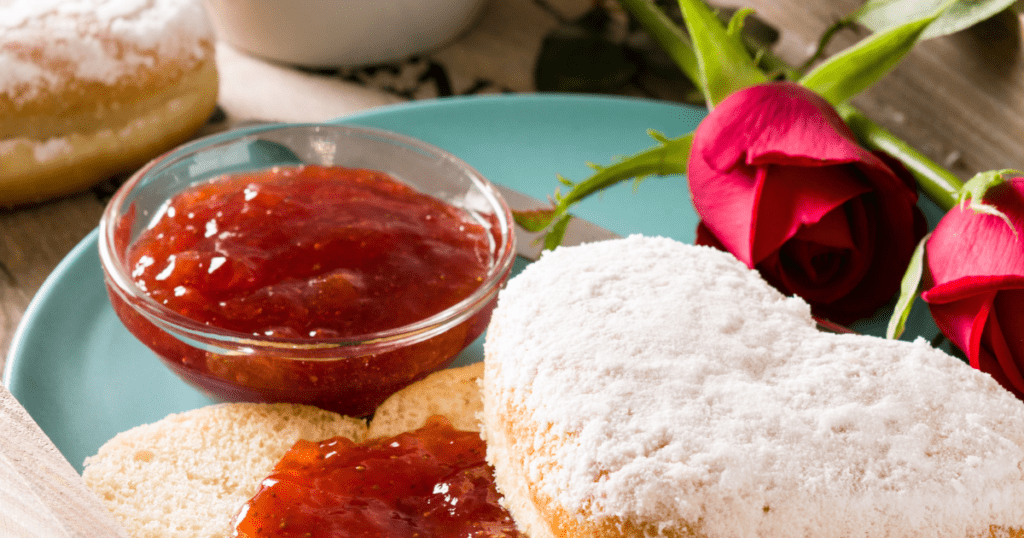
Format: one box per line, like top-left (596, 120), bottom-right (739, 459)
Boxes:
top-left (764, 196), bottom-right (874, 307)
top-left (787, 242), bottom-right (844, 281)
top-left (694, 221), bottom-right (727, 251)
top-left (815, 164), bottom-right (921, 320)
top-left (790, 206), bottom-right (856, 248)
top-left (751, 163), bottom-right (870, 265)
top-left (992, 288), bottom-right (1024, 350)
top-left (927, 180), bottom-right (1024, 288)
top-left (982, 289), bottom-right (1024, 394)
top-left (688, 154), bottom-right (759, 266)
top-left (872, 151), bottom-right (918, 193)
top-left (975, 346), bottom-right (1024, 400)
top-left (924, 275), bottom-right (1024, 304)
top-left (925, 291), bottom-right (995, 369)
top-left (693, 82), bottom-right (862, 172)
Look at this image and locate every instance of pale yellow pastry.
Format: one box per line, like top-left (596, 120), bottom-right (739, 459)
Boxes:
top-left (0, 0), bottom-right (218, 206)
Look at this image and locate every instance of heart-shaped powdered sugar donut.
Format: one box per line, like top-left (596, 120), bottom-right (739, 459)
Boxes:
top-left (482, 235), bottom-right (1024, 538)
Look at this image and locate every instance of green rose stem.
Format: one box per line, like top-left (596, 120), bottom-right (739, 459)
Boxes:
top-left (521, 0), bottom-right (965, 245)
top-left (616, 0), bottom-right (963, 212)
top-left (795, 17), bottom-right (856, 77)
top-left (603, 0), bottom-right (975, 341)
top-left (618, 0), bottom-right (700, 84)
top-left (836, 102), bottom-right (962, 211)
top-left (618, 0), bottom-right (796, 81)
top-left (513, 133), bottom-right (693, 248)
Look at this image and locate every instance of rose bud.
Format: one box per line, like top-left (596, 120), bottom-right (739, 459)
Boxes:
top-left (922, 177), bottom-right (1024, 399)
top-left (688, 82), bottom-right (926, 324)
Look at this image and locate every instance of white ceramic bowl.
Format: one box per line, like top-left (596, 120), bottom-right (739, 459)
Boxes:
top-left (202, 0), bottom-right (490, 67)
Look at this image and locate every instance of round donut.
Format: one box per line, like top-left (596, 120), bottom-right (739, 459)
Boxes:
top-left (0, 0), bottom-right (219, 207)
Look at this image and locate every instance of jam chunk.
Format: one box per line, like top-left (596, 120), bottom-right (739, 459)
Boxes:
top-left (234, 417), bottom-right (522, 538)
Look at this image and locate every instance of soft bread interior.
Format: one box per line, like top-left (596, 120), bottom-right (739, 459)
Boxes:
top-left (82, 403), bottom-right (366, 538)
top-left (81, 363), bottom-right (484, 538)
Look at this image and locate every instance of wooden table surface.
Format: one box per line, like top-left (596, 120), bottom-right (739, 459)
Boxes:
top-left (2, 0), bottom-right (1022, 377)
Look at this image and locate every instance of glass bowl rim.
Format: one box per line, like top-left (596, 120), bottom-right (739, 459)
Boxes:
top-left (97, 122), bottom-right (517, 355)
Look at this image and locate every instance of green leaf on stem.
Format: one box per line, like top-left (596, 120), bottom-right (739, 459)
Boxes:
top-left (887, 233), bottom-right (930, 340)
top-left (536, 131), bottom-right (693, 248)
top-left (544, 214), bottom-right (573, 251)
top-left (513, 207), bottom-right (560, 233)
top-left (957, 169), bottom-right (1024, 235)
top-left (557, 131), bottom-right (692, 208)
top-left (618, 0), bottom-right (700, 86)
top-left (676, 0), bottom-right (767, 107)
top-left (799, 11), bottom-right (939, 105)
top-left (855, 0), bottom-right (1016, 40)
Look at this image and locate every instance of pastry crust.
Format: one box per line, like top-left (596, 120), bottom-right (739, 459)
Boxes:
top-left (482, 235), bottom-right (1024, 538)
top-left (0, 0), bottom-right (219, 206)
top-left (368, 361), bottom-right (484, 439)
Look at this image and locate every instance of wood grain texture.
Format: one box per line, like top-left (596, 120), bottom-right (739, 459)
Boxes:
top-left (0, 383), bottom-right (128, 537)
top-left (0, 194), bottom-right (106, 374)
top-left (728, 0), bottom-right (1024, 180)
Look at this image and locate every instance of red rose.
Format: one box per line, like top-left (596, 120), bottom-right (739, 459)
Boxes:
top-left (688, 82), bottom-right (926, 323)
top-left (922, 178), bottom-right (1024, 398)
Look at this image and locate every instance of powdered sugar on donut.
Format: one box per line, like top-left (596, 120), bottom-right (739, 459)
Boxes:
top-left (483, 235), bottom-right (1024, 538)
top-left (0, 0), bottom-right (213, 103)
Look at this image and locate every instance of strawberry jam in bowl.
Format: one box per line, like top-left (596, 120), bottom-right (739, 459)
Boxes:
top-left (99, 124), bottom-right (516, 416)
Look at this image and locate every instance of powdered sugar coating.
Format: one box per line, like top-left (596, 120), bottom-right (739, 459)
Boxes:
top-left (0, 0), bottom-right (213, 104)
top-left (484, 235), bottom-right (1024, 538)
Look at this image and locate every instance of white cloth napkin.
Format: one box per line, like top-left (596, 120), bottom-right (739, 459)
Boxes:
top-left (215, 42), bottom-right (403, 125)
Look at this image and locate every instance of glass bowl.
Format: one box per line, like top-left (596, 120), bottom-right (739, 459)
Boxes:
top-left (99, 123), bottom-right (516, 417)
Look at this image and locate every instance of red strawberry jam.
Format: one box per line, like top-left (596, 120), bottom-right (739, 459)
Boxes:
top-left (111, 165), bottom-right (503, 415)
top-left (234, 417), bottom-right (522, 538)
top-left (128, 165), bottom-right (491, 337)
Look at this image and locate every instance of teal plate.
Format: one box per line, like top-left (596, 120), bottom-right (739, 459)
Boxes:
top-left (3, 94), bottom-right (707, 472)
